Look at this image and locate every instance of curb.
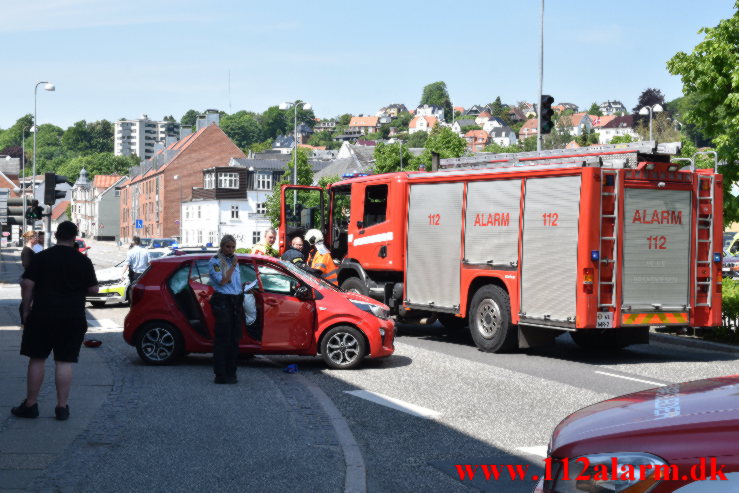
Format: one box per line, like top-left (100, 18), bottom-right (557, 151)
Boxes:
top-left (650, 330), bottom-right (739, 354)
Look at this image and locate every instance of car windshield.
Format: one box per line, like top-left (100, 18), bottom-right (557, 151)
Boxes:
top-left (139, 238), bottom-right (152, 247)
top-left (724, 232), bottom-right (735, 250)
top-left (151, 239), bottom-right (176, 248)
top-left (149, 251), bottom-right (167, 260)
top-left (278, 259), bottom-right (341, 292)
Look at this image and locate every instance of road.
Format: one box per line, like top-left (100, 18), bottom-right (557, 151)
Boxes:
top-left (77, 241), bottom-right (739, 492)
top-left (2, 240), bottom-right (737, 492)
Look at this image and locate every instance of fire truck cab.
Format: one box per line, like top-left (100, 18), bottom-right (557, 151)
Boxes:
top-left (279, 141), bottom-right (723, 352)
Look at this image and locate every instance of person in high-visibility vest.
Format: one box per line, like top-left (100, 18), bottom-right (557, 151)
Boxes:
top-left (304, 229), bottom-right (338, 285)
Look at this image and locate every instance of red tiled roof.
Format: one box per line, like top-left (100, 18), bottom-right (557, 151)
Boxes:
top-left (465, 130), bottom-right (490, 139)
top-left (562, 112), bottom-right (589, 127)
top-left (454, 106), bottom-right (465, 113)
top-left (92, 174), bottom-right (122, 190)
top-left (520, 118), bottom-right (538, 130)
top-left (409, 116), bottom-right (438, 129)
top-left (349, 116), bottom-right (379, 127)
top-left (590, 115), bottom-right (617, 128)
top-left (51, 200), bottom-right (70, 220)
top-left (298, 144), bottom-right (326, 150)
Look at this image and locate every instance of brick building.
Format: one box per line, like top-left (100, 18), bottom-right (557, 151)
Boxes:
top-left (118, 124), bottom-right (246, 243)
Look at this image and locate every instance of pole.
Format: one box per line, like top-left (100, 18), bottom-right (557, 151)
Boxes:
top-left (399, 140), bottom-right (403, 171)
top-left (537, 0), bottom-right (544, 152)
top-left (648, 107), bottom-right (653, 141)
top-left (21, 127), bottom-right (27, 235)
top-left (293, 102), bottom-right (298, 216)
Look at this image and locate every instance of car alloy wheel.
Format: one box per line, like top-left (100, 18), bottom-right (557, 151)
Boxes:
top-left (321, 325), bottom-right (367, 369)
top-left (136, 323), bottom-right (183, 365)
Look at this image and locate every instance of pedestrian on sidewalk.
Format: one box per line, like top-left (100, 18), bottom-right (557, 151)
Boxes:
top-left (12, 221), bottom-right (99, 420)
top-left (126, 236), bottom-right (150, 284)
top-left (208, 234), bottom-right (242, 384)
top-left (19, 231), bottom-right (40, 322)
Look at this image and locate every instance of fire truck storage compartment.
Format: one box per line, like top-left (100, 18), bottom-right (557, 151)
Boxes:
top-left (464, 179), bottom-right (521, 266)
top-left (622, 188), bottom-right (691, 310)
top-left (406, 182), bottom-right (464, 310)
top-left (521, 176), bottom-right (582, 322)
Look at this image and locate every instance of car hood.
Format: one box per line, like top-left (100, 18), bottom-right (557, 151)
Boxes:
top-left (96, 266), bottom-right (126, 282)
top-left (341, 291), bottom-right (389, 308)
top-left (550, 375), bottom-right (739, 461)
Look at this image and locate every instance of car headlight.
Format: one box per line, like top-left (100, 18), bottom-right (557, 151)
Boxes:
top-left (545, 452), bottom-right (666, 493)
top-left (350, 299), bottom-right (389, 320)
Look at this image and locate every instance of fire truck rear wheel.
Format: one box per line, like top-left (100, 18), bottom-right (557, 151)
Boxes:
top-left (340, 277), bottom-right (368, 296)
top-left (468, 285), bottom-right (516, 353)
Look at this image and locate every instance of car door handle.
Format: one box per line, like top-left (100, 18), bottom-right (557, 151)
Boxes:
top-left (264, 299), bottom-right (279, 306)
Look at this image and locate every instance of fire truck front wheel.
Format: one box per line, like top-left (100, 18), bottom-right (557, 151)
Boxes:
top-left (340, 277), bottom-right (369, 296)
top-left (468, 285), bottom-right (516, 353)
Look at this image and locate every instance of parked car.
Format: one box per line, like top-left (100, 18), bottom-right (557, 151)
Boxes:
top-left (123, 254), bottom-right (395, 369)
top-left (723, 249), bottom-right (739, 279)
top-left (75, 238), bottom-right (90, 255)
top-left (534, 375), bottom-right (739, 492)
top-left (139, 237), bottom-right (178, 249)
top-left (87, 248), bottom-right (170, 307)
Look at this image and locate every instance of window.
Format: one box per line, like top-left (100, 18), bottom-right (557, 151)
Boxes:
top-left (209, 231), bottom-right (217, 246)
top-left (197, 230), bottom-right (203, 245)
top-left (191, 260), bottom-right (210, 285)
top-left (231, 204), bottom-right (239, 219)
top-left (257, 265), bottom-right (297, 295)
top-left (204, 173), bottom-right (215, 189)
top-left (256, 202), bottom-right (266, 215)
top-left (256, 172), bottom-right (272, 190)
top-left (362, 184), bottom-right (388, 227)
top-left (185, 207), bottom-right (190, 219)
top-left (252, 231), bottom-right (260, 244)
top-left (218, 172), bottom-right (239, 189)
top-left (197, 206), bottom-right (201, 219)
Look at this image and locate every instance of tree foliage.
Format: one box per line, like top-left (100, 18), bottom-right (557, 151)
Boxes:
top-left (259, 106), bottom-right (288, 140)
top-left (419, 81), bottom-right (453, 122)
top-left (405, 131), bottom-right (428, 148)
top-left (373, 142), bottom-right (415, 174)
top-left (221, 111), bottom-right (264, 149)
top-left (0, 114), bottom-right (34, 150)
top-left (180, 109), bottom-right (199, 127)
top-left (61, 120), bottom-right (113, 154)
top-left (56, 153), bottom-right (138, 182)
top-left (588, 102), bottom-right (603, 116)
top-left (265, 148), bottom-right (313, 227)
top-left (632, 88), bottom-right (666, 113)
top-left (411, 126), bottom-right (467, 169)
top-left (668, 3), bottom-right (739, 223)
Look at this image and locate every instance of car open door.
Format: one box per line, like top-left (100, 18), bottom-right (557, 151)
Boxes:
top-left (279, 184), bottom-right (325, 255)
top-left (255, 262), bottom-right (316, 351)
top-left (187, 259), bottom-right (216, 337)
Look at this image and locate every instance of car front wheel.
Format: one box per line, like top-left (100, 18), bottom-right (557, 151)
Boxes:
top-left (320, 326), bottom-right (367, 369)
top-left (135, 322), bottom-right (184, 365)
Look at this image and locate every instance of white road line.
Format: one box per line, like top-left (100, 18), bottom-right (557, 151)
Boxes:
top-left (594, 371), bottom-right (663, 386)
top-left (344, 390), bottom-right (441, 419)
top-left (86, 319), bottom-right (121, 331)
top-left (517, 445), bottom-right (548, 458)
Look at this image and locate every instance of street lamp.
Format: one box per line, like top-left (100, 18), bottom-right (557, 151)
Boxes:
top-left (32, 82), bottom-right (55, 205)
top-left (173, 175), bottom-right (183, 243)
top-left (638, 103), bottom-right (663, 141)
top-left (279, 100), bottom-right (311, 215)
top-left (20, 126), bottom-right (28, 233)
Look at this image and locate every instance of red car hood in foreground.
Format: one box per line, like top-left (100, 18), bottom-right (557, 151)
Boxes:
top-left (550, 375), bottom-right (739, 461)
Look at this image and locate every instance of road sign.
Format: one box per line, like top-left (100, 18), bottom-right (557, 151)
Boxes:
top-left (135, 219), bottom-right (143, 229)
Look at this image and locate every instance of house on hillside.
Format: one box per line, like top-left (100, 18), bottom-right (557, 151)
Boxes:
top-left (481, 117), bottom-right (506, 133)
top-left (598, 115), bottom-right (639, 144)
top-left (451, 119), bottom-right (476, 135)
top-left (118, 124), bottom-right (247, 244)
top-left (415, 104), bottom-right (445, 121)
top-left (518, 118), bottom-right (538, 142)
top-left (465, 130), bottom-right (490, 152)
top-left (489, 126), bottom-right (518, 147)
top-left (409, 116), bottom-right (438, 134)
top-left (559, 112), bottom-right (593, 136)
top-left (599, 100), bottom-right (627, 115)
top-left (348, 116), bottom-right (380, 135)
top-left (377, 104), bottom-right (408, 118)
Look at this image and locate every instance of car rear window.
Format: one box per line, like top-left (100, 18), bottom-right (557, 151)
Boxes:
top-left (168, 264), bottom-right (190, 294)
top-left (192, 260), bottom-right (211, 285)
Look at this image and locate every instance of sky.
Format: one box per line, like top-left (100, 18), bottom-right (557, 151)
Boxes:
top-left (0, 0), bottom-right (735, 129)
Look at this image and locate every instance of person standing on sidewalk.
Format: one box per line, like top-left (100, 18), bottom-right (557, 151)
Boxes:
top-left (11, 221), bottom-right (99, 420)
top-left (208, 234), bottom-right (242, 384)
top-left (19, 231), bottom-right (39, 322)
top-left (126, 236), bottom-right (150, 284)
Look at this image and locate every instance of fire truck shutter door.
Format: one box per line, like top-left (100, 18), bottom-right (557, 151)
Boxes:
top-left (406, 182), bottom-right (463, 309)
top-left (521, 176), bottom-right (582, 322)
top-left (465, 179), bottom-right (521, 266)
top-left (622, 188), bottom-right (691, 310)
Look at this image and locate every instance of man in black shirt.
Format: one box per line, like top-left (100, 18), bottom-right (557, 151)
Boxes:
top-left (11, 221), bottom-right (99, 421)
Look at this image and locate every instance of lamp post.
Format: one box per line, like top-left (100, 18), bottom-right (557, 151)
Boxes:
top-left (32, 82), bottom-right (55, 205)
top-left (638, 103), bottom-right (663, 141)
top-left (21, 126), bottom-right (28, 233)
top-left (173, 175), bottom-right (183, 243)
top-left (279, 100), bottom-right (311, 215)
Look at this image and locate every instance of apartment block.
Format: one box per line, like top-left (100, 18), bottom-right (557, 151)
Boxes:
top-left (114, 115), bottom-right (181, 160)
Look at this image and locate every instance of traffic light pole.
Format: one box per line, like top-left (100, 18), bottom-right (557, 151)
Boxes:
top-left (537, 0), bottom-right (544, 152)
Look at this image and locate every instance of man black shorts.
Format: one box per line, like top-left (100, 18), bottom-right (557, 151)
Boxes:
top-left (12, 221), bottom-right (99, 421)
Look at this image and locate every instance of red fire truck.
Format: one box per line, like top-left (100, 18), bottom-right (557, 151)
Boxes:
top-left (279, 141), bottom-right (722, 352)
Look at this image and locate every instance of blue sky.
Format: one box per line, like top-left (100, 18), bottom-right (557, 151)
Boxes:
top-left (0, 0), bottom-right (734, 129)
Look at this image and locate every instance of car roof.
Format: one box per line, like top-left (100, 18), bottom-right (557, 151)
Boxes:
top-left (153, 253), bottom-right (270, 263)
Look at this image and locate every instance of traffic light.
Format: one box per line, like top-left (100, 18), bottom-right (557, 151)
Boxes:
top-left (44, 172), bottom-right (68, 206)
top-left (540, 94), bottom-right (555, 134)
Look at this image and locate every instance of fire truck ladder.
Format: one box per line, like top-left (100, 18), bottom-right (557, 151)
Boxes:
top-left (694, 174), bottom-right (715, 308)
top-left (598, 169), bottom-right (620, 309)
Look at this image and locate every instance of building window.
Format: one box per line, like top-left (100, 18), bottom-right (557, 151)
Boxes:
top-left (256, 172), bottom-right (272, 190)
top-left (197, 230), bottom-right (203, 245)
top-left (185, 207), bottom-right (190, 219)
top-left (209, 231), bottom-right (217, 246)
top-left (256, 202), bottom-right (267, 215)
top-left (197, 206), bottom-right (201, 219)
top-left (204, 173), bottom-right (215, 189)
top-left (252, 231), bottom-right (260, 244)
top-left (231, 204), bottom-right (239, 219)
top-left (218, 172), bottom-right (239, 189)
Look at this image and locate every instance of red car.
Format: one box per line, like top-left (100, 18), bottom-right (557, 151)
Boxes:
top-left (535, 375), bottom-right (739, 492)
top-left (75, 238), bottom-right (90, 255)
top-left (123, 254), bottom-right (395, 369)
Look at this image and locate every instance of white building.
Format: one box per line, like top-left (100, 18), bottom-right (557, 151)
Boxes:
top-left (408, 116), bottom-right (438, 134)
top-left (415, 104), bottom-right (445, 121)
top-left (114, 115), bottom-right (181, 160)
top-left (70, 169), bottom-right (127, 240)
top-left (598, 115), bottom-right (640, 144)
top-left (489, 126), bottom-right (518, 147)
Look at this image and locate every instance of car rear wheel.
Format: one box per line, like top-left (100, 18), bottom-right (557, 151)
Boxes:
top-left (90, 301), bottom-right (107, 308)
top-left (321, 325), bottom-right (367, 369)
top-left (468, 285), bottom-right (516, 353)
top-left (135, 322), bottom-right (184, 365)
top-left (340, 277), bottom-right (368, 296)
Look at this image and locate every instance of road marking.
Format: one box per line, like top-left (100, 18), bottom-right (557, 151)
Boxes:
top-left (517, 445), bottom-right (548, 458)
top-left (86, 319), bottom-right (121, 331)
top-left (594, 371), bottom-right (663, 386)
top-left (344, 390), bottom-right (441, 419)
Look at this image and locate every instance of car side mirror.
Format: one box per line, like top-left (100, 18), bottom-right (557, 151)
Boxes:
top-left (294, 285), bottom-right (313, 301)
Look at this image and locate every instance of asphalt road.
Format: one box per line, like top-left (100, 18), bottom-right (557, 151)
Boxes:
top-left (77, 241), bottom-right (739, 493)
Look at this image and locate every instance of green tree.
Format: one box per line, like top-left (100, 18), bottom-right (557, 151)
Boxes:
top-left (248, 139), bottom-right (273, 154)
top-left (308, 131), bottom-right (334, 148)
top-left (337, 113), bottom-right (353, 126)
top-left (56, 153), bottom-right (138, 182)
top-left (265, 148), bottom-right (313, 226)
top-left (373, 142), bottom-right (415, 174)
top-left (62, 120), bottom-right (92, 153)
top-left (180, 109), bottom-right (199, 127)
top-left (221, 111), bottom-right (264, 148)
top-left (0, 114), bottom-right (34, 150)
top-left (633, 112), bottom-right (681, 142)
top-left (668, 2), bottom-right (738, 228)
top-left (609, 135), bottom-right (635, 144)
top-left (284, 105), bottom-right (316, 134)
top-left (259, 106), bottom-right (288, 139)
top-left (419, 81), bottom-right (453, 122)
top-left (87, 120), bottom-right (114, 153)
top-left (666, 95), bottom-right (712, 147)
top-left (405, 131), bottom-right (428, 148)
top-left (411, 126), bottom-right (467, 169)
top-left (588, 102), bottom-right (603, 116)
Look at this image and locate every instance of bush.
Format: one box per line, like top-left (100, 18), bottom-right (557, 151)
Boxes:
top-left (707, 278), bottom-right (739, 343)
top-left (236, 248), bottom-right (250, 254)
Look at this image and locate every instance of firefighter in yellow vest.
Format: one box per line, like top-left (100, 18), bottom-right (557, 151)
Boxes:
top-left (304, 229), bottom-right (338, 285)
